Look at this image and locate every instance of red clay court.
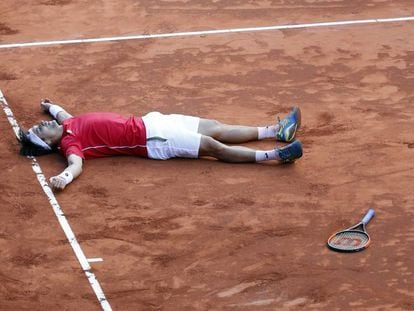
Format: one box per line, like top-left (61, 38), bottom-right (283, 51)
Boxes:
top-left (1, 1), bottom-right (413, 310)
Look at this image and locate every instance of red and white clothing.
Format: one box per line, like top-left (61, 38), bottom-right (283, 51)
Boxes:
top-left (59, 112), bottom-right (201, 160)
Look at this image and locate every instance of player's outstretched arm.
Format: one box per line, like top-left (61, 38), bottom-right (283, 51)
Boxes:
top-left (40, 99), bottom-right (73, 124)
top-left (49, 154), bottom-right (83, 191)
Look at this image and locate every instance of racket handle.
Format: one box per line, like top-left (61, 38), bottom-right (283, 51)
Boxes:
top-left (362, 208), bottom-right (375, 225)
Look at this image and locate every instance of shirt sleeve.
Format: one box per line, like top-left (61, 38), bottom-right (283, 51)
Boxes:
top-left (60, 135), bottom-right (85, 159)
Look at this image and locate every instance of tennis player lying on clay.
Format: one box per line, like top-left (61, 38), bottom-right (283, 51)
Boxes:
top-left (19, 99), bottom-right (303, 190)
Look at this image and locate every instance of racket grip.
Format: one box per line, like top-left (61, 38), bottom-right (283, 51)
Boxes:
top-left (362, 208), bottom-right (375, 225)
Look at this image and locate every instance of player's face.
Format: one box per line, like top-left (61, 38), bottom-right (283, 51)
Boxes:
top-left (32, 120), bottom-right (61, 145)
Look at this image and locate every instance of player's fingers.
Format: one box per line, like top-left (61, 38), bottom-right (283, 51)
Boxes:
top-left (56, 177), bottom-right (66, 190)
top-left (59, 179), bottom-right (65, 189)
top-left (49, 176), bottom-right (67, 191)
top-left (40, 103), bottom-right (49, 112)
top-left (50, 177), bottom-right (60, 189)
top-left (55, 178), bottom-right (63, 189)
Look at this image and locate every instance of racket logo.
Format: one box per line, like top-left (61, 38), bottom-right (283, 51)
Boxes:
top-left (334, 237), bottom-right (362, 247)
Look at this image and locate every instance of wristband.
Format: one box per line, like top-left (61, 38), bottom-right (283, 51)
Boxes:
top-left (58, 171), bottom-right (74, 185)
top-left (49, 104), bottom-right (64, 119)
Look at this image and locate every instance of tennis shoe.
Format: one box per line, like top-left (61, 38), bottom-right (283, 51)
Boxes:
top-left (277, 140), bottom-right (303, 163)
top-left (276, 106), bottom-right (301, 142)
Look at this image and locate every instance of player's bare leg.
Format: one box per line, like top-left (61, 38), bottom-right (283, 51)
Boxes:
top-left (198, 135), bottom-right (303, 163)
top-left (198, 119), bottom-right (262, 144)
top-left (199, 135), bottom-right (256, 162)
top-left (198, 107), bottom-right (301, 144)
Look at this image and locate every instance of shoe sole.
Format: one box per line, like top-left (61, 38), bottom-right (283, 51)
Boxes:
top-left (284, 107), bottom-right (301, 142)
top-left (294, 106), bottom-right (301, 130)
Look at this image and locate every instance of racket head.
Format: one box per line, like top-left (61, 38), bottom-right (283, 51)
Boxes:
top-left (327, 228), bottom-right (371, 252)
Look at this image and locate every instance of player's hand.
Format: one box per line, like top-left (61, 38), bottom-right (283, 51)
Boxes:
top-left (40, 98), bottom-right (52, 113)
top-left (49, 175), bottom-right (67, 191)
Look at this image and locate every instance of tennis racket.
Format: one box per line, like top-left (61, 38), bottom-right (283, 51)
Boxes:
top-left (327, 209), bottom-right (375, 252)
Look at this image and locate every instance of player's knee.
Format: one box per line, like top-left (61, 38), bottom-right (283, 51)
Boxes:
top-left (209, 119), bottom-right (221, 128)
top-left (199, 136), bottom-right (226, 156)
top-left (199, 119), bottom-right (223, 138)
top-left (210, 120), bottom-right (223, 135)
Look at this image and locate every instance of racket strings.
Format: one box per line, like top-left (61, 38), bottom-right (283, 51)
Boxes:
top-left (328, 231), bottom-right (369, 251)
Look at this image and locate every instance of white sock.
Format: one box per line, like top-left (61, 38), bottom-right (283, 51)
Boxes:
top-left (255, 149), bottom-right (280, 162)
top-left (257, 125), bottom-right (279, 140)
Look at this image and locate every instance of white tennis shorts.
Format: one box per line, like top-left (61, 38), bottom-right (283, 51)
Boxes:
top-left (142, 112), bottom-right (201, 160)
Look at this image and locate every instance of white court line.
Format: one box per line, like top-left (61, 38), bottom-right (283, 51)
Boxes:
top-left (0, 16), bottom-right (413, 49)
top-left (88, 258), bottom-right (104, 263)
top-left (0, 90), bottom-right (112, 311)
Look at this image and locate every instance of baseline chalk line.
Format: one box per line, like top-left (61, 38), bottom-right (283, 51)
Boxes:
top-left (0, 16), bottom-right (413, 49)
top-left (0, 89), bottom-right (112, 311)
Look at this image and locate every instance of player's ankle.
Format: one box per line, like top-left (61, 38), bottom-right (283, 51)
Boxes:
top-left (257, 125), bottom-right (279, 140)
top-left (255, 149), bottom-right (280, 162)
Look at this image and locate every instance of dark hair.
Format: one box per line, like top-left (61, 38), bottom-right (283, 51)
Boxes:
top-left (18, 128), bottom-right (57, 156)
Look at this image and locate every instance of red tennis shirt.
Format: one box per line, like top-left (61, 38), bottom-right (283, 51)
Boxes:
top-left (59, 112), bottom-right (147, 159)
